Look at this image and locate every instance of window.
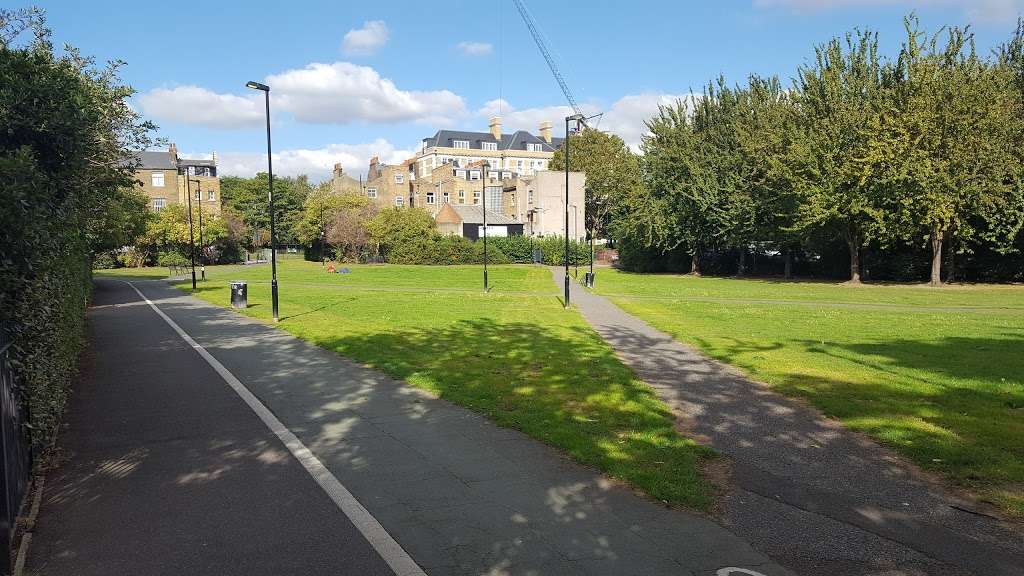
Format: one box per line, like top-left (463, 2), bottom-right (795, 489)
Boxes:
top-left (151, 172), bottom-right (165, 187)
top-left (453, 140), bottom-right (469, 149)
top-left (482, 141), bottom-right (497, 151)
top-left (153, 198), bottom-right (166, 211)
top-left (502, 172), bottom-right (511, 179)
top-left (443, 191), bottom-right (450, 204)
top-left (426, 192), bottom-right (435, 205)
top-left (367, 188), bottom-right (377, 198)
top-left (517, 160), bottom-right (524, 170)
top-left (537, 161), bottom-right (546, 170)
top-left (394, 173), bottom-right (404, 184)
top-left (473, 190), bottom-right (481, 205)
top-left (208, 190), bottom-right (215, 201)
top-left (456, 169), bottom-right (466, 179)
top-left (469, 170), bottom-right (480, 181)
top-left (458, 190), bottom-right (466, 204)
top-left (195, 190), bottom-right (201, 201)
top-left (527, 143), bottom-right (543, 152)
top-left (528, 190), bottom-right (534, 203)
top-left (394, 196), bottom-right (404, 207)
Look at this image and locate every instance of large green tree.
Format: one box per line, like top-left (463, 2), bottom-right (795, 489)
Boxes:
top-left (221, 173), bottom-right (311, 246)
top-left (550, 128), bottom-right (641, 242)
top-left (788, 29), bottom-right (889, 283)
top-left (1, 8), bottom-right (154, 441)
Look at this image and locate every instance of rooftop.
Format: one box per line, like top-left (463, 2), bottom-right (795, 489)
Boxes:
top-left (449, 204), bottom-right (518, 225)
top-left (422, 129), bottom-right (563, 153)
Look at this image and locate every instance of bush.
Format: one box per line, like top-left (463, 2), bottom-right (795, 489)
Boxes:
top-left (157, 251), bottom-right (189, 267)
top-left (91, 252), bottom-right (120, 270)
top-left (1, 10), bottom-right (155, 448)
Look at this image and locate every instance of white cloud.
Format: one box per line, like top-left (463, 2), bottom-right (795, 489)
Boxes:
top-left (456, 41), bottom-right (494, 56)
top-left (139, 62), bottom-right (466, 128)
top-left (138, 86), bottom-right (263, 129)
top-left (600, 93), bottom-right (693, 151)
top-left (342, 20), bottom-right (389, 56)
top-left (753, 0), bottom-right (1024, 23)
top-left (268, 62), bottom-right (466, 125)
top-left (478, 93), bottom-right (692, 152)
top-left (478, 98), bottom-right (580, 134)
top-left (209, 139), bottom-right (414, 181)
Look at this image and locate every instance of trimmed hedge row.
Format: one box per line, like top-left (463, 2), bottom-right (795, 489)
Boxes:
top-left (382, 234), bottom-right (591, 266)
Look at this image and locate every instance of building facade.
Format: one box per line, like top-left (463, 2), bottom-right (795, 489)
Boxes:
top-left (132, 143), bottom-right (221, 214)
top-left (412, 117), bottom-right (562, 182)
top-left (507, 171), bottom-right (586, 241)
top-left (363, 156), bottom-right (413, 209)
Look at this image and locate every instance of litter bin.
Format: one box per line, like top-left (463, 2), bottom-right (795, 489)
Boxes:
top-left (230, 281), bottom-right (247, 309)
top-left (532, 248), bottom-right (543, 264)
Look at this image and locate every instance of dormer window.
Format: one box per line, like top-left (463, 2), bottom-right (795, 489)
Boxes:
top-left (482, 142), bottom-right (497, 151)
top-left (527, 143), bottom-right (543, 152)
top-left (469, 170), bottom-right (480, 181)
top-left (453, 140), bottom-right (469, 149)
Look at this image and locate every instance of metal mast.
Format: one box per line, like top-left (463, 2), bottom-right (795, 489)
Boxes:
top-left (512, 0), bottom-right (583, 118)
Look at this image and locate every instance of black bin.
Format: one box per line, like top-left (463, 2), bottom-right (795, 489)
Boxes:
top-left (230, 281), bottom-right (247, 309)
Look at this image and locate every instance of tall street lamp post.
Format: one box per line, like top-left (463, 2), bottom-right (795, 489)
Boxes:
top-left (571, 203), bottom-right (578, 278)
top-left (184, 174), bottom-right (197, 290)
top-left (246, 80), bottom-right (279, 322)
top-left (192, 178), bottom-right (205, 281)
top-left (481, 164), bottom-right (489, 292)
top-left (563, 113), bottom-right (584, 307)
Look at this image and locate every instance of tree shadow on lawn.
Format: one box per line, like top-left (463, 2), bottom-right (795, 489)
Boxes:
top-left (698, 331), bottom-right (1024, 507)
top-left (309, 318), bottom-right (716, 509)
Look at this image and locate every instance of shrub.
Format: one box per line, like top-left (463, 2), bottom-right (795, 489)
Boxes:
top-left (157, 251), bottom-right (189, 267)
top-left (91, 252), bottom-right (120, 270)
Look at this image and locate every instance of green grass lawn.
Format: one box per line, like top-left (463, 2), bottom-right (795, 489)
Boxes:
top-left (595, 269), bottom-right (1024, 515)
top-left (100, 259), bottom-right (715, 509)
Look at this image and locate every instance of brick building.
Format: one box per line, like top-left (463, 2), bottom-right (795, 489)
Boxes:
top-left (131, 143), bottom-right (221, 214)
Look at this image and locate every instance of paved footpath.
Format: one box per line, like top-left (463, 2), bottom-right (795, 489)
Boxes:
top-left (553, 267), bottom-right (1024, 576)
top-left (27, 278), bottom-right (794, 576)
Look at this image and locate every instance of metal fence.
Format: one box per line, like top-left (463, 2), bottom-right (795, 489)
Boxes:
top-left (0, 326), bottom-right (32, 576)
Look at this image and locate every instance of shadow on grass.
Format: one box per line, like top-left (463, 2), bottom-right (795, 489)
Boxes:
top-left (682, 330), bottom-right (1024, 506)
top-left (310, 318), bottom-right (715, 508)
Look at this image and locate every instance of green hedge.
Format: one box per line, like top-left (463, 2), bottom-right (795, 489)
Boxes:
top-left (488, 235), bottom-right (590, 266)
top-left (2, 12), bottom-right (153, 448)
top-left (380, 234), bottom-right (589, 266)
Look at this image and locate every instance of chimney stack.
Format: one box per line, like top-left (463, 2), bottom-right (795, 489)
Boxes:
top-left (211, 151), bottom-right (218, 166)
top-left (489, 116), bottom-right (502, 140)
top-left (333, 162), bottom-right (344, 178)
top-left (539, 121), bottom-right (552, 143)
top-left (168, 142), bottom-right (178, 160)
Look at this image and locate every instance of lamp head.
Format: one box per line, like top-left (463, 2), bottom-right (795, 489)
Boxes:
top-left (246, 81), bottom-right (269, 92)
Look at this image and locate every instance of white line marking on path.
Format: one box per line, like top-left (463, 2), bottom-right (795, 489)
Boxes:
top-left (717, 568), bottom-right (769, 576)
top-left (125, 281), bottom-right (427, 576)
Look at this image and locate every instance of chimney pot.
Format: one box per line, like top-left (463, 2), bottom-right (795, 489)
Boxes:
top-left (489, 116), bottom-right (502, 140)
top-left (539, 121), bottom-right (552, 143)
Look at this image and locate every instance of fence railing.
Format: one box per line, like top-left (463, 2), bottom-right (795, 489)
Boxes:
top-left (0, 325), bottom-right (32, 576)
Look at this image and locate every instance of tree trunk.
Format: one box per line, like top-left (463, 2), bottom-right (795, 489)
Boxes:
top-left (845, 231), bottom-right (861, 283)
top-left (929, 228), bottom-right (943, 286)
top-left (691, 249), bottom-right (701, 276)
top-left (946, 235), bottom-right (957, 283)
top-left (783, 249), bottom-right (793, 279)
top-left (737, 250), bottom-right (746, 277)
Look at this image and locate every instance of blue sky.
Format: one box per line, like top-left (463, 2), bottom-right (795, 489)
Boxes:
top-left (30, 0), bottom-right (1024, 180)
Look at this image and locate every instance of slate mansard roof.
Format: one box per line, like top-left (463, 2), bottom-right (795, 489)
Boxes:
top-left (422, 130), bottom-right (564, 153)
